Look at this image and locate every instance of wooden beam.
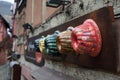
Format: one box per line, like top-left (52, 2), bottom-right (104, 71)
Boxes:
top-left (26, 6), bottom-right (120, 73)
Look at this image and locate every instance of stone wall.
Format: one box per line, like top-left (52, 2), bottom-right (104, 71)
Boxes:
top-left (19, 0), bottom-right (120, 80)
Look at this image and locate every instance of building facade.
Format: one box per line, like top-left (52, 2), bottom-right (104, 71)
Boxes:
top-left (13, 0), bottom-right (120, 80)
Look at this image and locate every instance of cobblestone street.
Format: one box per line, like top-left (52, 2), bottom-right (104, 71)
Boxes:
top-left (0, 62), bottom-right (10, 80)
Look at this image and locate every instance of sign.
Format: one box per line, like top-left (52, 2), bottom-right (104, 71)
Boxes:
top-left (25, 38), bottom-right (45, 67)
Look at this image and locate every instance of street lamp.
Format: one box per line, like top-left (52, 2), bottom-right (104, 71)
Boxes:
top-left (23, 23), bottom-right (34, 33)
top-left (12, 35), bottom-right (18, 39)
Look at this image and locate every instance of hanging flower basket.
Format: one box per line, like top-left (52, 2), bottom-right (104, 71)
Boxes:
top-left (44, 31), bottom-right (60, 56)
top-left (34, 38), bottom-right (41, 52)
top-left (57, 27), bottom-right (76, 55)
top-left (39, 36), bottom-right (46, 54)
top-left (71, 19), bottom-right (102, 57)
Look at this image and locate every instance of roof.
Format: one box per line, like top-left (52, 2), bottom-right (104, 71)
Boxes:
top-left (0, 14), bottom-right (10, 28)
